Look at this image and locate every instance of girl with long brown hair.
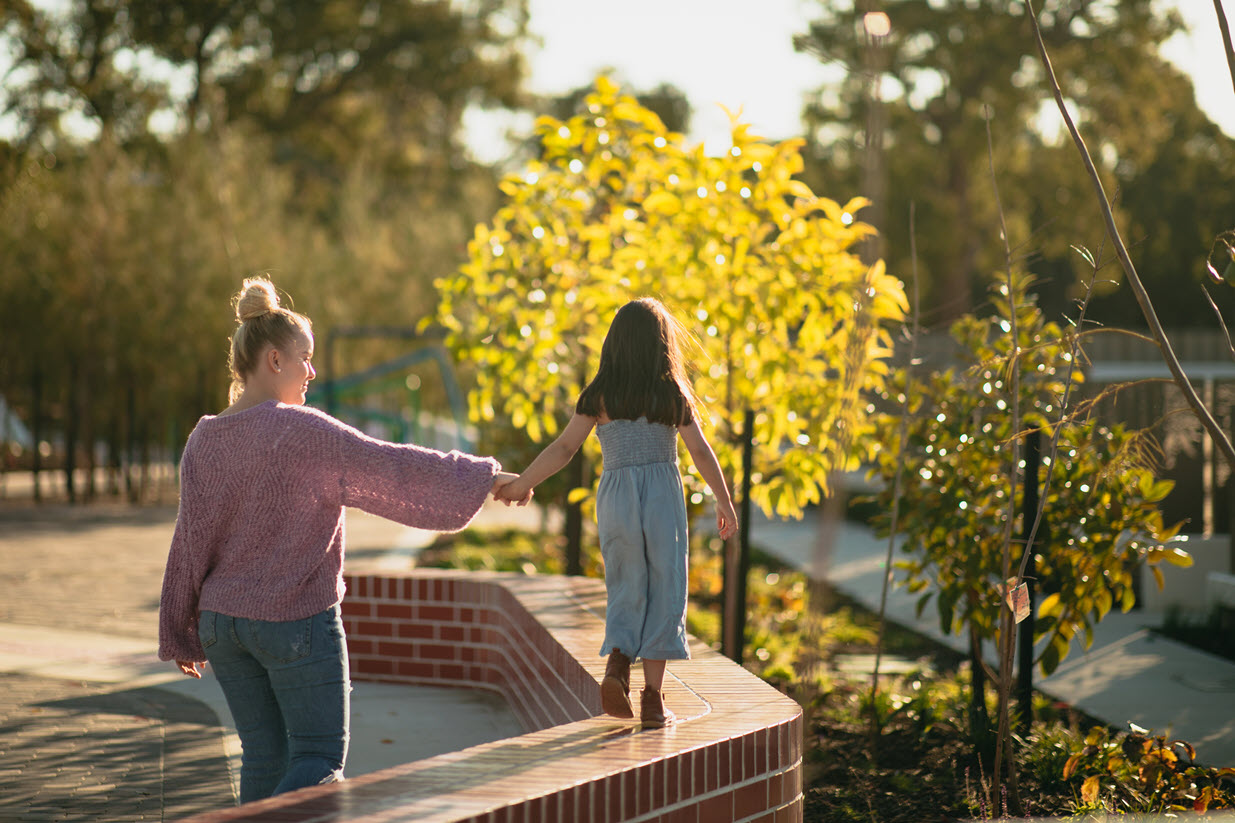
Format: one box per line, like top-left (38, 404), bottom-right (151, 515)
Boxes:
top-left (497, 297), bottom-right (737, 727)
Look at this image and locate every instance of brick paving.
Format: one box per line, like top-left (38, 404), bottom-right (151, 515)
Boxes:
top-left (0, 671), bottom-right (232, 821)
top-left (0, 503), bottom-right (175, 640)
top-left (0, 503), bottom-right (234, 821)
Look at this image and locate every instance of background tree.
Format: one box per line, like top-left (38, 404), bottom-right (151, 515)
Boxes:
top-left (0, 0), bottom-right (536, 500)
top-left (1091, 67), bottom-right (1235, 327)
top-left (794, 0), bottom-right (1234, 329)
top-left (0, 129), bottom-right (326, 498)
top-left (0, 0), bottom-right (168, 153)
top-left (2, 0), bottom-right (530, 175)
top-left (540, 77), bottom-right (693, 135)
top-left (436, 78), bottom-right (908, 566)
top-left (1, 0), bottom-right (529, 320)
top-left (126, 0), bottom-right (527, 206)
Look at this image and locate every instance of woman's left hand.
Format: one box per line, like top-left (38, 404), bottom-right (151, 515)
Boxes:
top-left (177, 660), bottom-right (202, 679)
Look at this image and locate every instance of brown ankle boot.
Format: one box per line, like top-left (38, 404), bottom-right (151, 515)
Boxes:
top-left (640, 687), bottom-right (676, 728)
top-left (600, 649), bottom-right (634, 718)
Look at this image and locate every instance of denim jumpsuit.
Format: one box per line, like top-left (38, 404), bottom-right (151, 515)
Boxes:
top-left (595, 418), bottom-right (691, 661)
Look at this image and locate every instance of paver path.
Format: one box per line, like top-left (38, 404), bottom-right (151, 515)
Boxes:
top-left (0, 504), bottom-right (234, 820)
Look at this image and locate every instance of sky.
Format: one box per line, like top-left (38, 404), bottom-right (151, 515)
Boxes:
top-left (465, 0), bottom-right (1235, 163)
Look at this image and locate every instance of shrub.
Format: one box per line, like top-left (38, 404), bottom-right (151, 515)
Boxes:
top-left (1063, 724), bottom-right (1235, 814)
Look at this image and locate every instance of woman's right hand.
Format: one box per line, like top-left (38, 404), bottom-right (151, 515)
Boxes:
top-left (177, 660), bottom-right (202, 679)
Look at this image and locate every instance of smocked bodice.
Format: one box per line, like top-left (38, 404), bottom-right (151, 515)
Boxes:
top-left (595, 418), bottom-right (678, 470)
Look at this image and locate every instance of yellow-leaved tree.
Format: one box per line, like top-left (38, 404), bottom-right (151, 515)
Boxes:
top-left (435, 77), bottom-right (907, 541)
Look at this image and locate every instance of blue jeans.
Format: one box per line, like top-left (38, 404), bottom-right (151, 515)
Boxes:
top-left (198, 605), bottom-right (350, 803)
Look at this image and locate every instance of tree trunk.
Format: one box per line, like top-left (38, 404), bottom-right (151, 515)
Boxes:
top-left (969, 627), bottom-right (993, 765)
top-left (1017, 432), bottom-right (1042, 734)
top-left (64, 364), bottom-right (79, 504)
top-left (82, 374), bottom-right (96, 501)
top-left (138, 418), bottom-right (150, 502)
top-left (723, 409), bottom-right (756, 663)
top-left (106, 421), bottom-right (120, 497)
top-left (31, 366), bottom-right (42, 504)
top-left (564, 450), bottom-right (584, 576)
top-left (125, 384), bottom-right (137, 503)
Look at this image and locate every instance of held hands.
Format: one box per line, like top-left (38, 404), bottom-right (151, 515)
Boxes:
top-left (717, 501), bottom-right (739, 541)
top-left (492, 472), bottom-right (533, 507)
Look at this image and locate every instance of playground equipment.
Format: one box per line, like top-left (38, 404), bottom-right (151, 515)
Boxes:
top-left (308, 326), bottom-right (472, 452)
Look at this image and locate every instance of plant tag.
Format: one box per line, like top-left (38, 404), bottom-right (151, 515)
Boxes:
top-left (1005, 579), bottom-right (1030, 623)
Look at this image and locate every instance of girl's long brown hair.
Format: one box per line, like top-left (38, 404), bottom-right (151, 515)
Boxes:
top-left (576, 298), bottom-right (697, 426)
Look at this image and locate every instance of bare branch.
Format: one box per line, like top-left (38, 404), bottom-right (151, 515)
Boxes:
top-left (984, 103), bottom-right (1022, 814)
top-left (1215, 0), bottom-right (1235, 101)
top-left (869, 200), bottom-right (921, 742)
top-left (1202, 284), bottom-right (1235, 362)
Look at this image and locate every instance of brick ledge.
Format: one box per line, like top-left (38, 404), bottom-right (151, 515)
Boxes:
top-left (181, 569), bottom-right (804, 823)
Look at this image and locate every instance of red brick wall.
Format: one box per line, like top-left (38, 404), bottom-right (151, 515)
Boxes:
top-left (342, 574), bottom-right (598, 729)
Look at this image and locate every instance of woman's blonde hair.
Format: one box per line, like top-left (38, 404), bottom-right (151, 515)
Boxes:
top-left (227, 277), bottom-right (312, 403)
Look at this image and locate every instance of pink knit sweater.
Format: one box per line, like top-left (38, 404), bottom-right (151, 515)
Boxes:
top-left (158, 401), bottom-right (499, 662)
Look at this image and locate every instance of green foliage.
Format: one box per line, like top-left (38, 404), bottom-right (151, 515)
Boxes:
top-left (416, 528), bottom-right (602, 577)
top-left (870, 275), bottom-right (1185, 676)
top-left (0, 124), bottom-right (497, 498)
top-left (3, 0), bottom-right (529, 202)
top-left (0, 134), bottom-right (314, 473)
top-left (0, 0), bottom-right (533, 498)
top-left (687, 540), bottom-right (812, 674)
top-left (1062, 724), bottom-right (1235, 814)
top-left (436, 77), bottom-right (908, 519)
top-left (684, 605), bottom-right (720, 652)
top-left (857, 671), bottom-right (967, 743)
top-left (1018, 721), bottom-right (1083, 795)
top-left (745, 570), bottom-right (810, 676)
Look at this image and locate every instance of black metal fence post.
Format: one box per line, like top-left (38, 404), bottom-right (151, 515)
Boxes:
top-left (1017, 428), bottom-right (1042, 733)
top-left (723, 409), bottom-right (755, 664)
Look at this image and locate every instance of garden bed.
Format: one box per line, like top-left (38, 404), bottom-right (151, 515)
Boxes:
top-left (794, 584), bottom-right (1084, 822)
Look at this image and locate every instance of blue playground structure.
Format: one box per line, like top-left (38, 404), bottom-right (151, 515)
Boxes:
top-left (307, 327), bottom-right (472, 452)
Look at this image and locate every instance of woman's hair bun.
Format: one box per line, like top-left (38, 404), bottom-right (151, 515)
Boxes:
top-left (234, 277), bottom-right (280, 323)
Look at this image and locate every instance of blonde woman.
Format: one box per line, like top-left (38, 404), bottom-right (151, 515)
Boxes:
top-left (159, 277), bottom-right (523, 802)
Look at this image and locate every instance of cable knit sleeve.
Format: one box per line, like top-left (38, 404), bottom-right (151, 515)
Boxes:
top-left (158, 450), bottom-right (208, 662)
top-left (330, 415), bottom-right (500, 532)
